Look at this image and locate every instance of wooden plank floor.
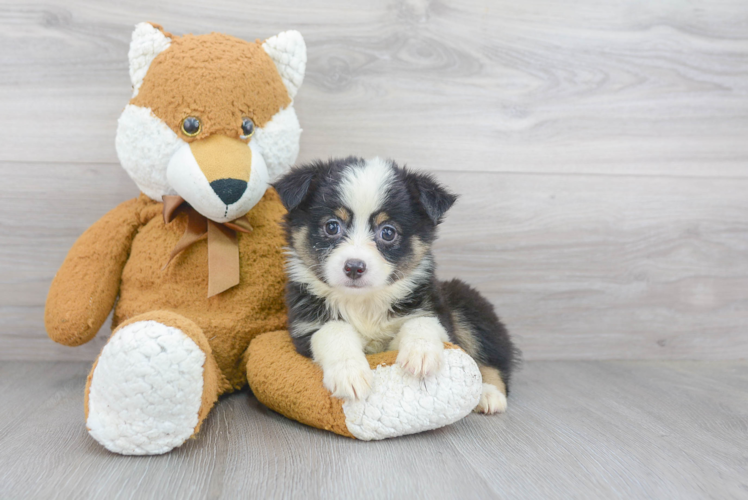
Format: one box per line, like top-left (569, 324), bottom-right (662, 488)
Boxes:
top-left (1, 360), bottom-right (746, 499)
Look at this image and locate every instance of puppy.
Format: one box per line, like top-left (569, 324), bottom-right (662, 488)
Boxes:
top-left (273, 157), bottom-right (519, 414)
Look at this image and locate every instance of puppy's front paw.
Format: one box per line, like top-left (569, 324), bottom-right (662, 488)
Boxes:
top-left (323, 360), bottom-right (373, 401)
top-left (396, 339), bottom-right (444, 378)
top-left (474, 383), bottom-right (508, 414)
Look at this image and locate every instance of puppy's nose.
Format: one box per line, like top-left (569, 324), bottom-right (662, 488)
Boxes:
top-left (210, 178), bottom-right (247, 205)
top-left (344, 260), bottom-right (367, 280)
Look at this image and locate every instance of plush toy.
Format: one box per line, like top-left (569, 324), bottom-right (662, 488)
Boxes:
top-left (45, 23), bottom-right (482, 455)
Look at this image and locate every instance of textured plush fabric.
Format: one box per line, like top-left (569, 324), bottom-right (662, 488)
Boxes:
top-left (131, 28), bottom-right (291, 141)
top-left (128, 23), bottom-right (172, 97)
top-left (47, 24), bottom-right (312, 454)
top-left (261, 31), bottom-right (306, 99)
top-left (252, 106), bottom-right (302, 181)
top-left (246, 331), bottom-right (482, 439)
top-left (246, 330), bottom-right (354, 437)
top-left (342, 347), bottom-right (483, 440)
top-left (45, 197), bottom-right (144, 346)
top-left (105, 310), bottom-right (225, 430)
top-left (85, 318), bottom-right (207, 455)
top-left (48, 189), bottom-right (288, 392)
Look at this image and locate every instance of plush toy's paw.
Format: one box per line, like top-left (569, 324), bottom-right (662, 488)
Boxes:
top-left (323, 359), bottom-right (373, 401)
top-left (247, 333), bottom-right (485, 441)
top-left (86, 320), bottom-right (205, 455)
top-left (343, 347), bottom-right (482, 440)
top-left (396, 338), bottom-right (444, 378)
top-left (474, 383), bottom-right (508, 414)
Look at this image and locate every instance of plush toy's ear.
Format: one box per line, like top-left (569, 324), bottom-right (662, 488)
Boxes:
top-left (406, 170), bottom-right (458, 224)
top-left (273, 163), bottom-right (316, 211)
top-left (129, 22), bottom-right (172, 98)
top-left (262, 31), bottom-right (307, 100)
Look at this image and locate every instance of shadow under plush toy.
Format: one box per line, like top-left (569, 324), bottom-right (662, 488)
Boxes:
top-left (44, 23), bottom-right (482, 455)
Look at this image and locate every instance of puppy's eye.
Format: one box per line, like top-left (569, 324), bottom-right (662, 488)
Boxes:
top-left (181, 117), bottom-right (201, 137)
top-left (380, 225), bottom-right (397, 242)
top-left (324, 220), bottom-right (341, 236)
top-left (241, 117), bottom-right (255, 139)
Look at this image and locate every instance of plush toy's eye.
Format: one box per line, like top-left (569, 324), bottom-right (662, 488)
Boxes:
top-left (380, 225), bottom-right (397, 242)
top-left (241, 117), bottom-right (255, 139)
top-left (324, 220), bottom-right (341, 236)
top-left (181, 117), bottom-right (201, 137)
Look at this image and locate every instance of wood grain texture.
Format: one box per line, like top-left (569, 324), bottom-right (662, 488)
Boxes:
top-left (434, 171), bottom-right (748, 360)
top-left (1, 0), bottom-right (747, 176)
top-left (1, 0), bottom-right (747, 360)
top-left (3, 164), bottom-right (748, 361)
top-left (1, 360), bottom-right (747, 499)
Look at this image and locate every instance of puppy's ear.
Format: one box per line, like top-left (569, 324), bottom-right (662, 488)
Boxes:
top-left (273, 164), bottom-right (316, 211)
top-left (407, 170), bottom-right (458, 224)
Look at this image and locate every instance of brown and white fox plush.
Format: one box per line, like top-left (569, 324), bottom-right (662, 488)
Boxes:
top-left (45, 23), bottom-right (482, 455)
top-left (46, 23), bottom-right (305, 455)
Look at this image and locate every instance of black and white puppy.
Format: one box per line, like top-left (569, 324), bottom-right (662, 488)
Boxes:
top-left (273, 157), bottom-right (518, 414)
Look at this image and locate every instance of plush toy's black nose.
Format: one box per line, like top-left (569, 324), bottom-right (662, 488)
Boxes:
top-left (210, 178), bottom-right (247, 205)
top-left (344, 260), bottom-right (367, 280)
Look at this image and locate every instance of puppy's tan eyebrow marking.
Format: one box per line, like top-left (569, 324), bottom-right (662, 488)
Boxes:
top-left (334, 207), bottom-right (350, 223)
top-left (374, 212), bottom-right (389, 226)
top-left (291, 227), bottom-right (316, 267)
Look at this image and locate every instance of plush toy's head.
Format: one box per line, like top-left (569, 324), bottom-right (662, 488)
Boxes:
top-left (116, 23), bottom-right (306, 223)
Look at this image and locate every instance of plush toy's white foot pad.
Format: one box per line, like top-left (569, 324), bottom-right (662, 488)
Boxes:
top-left (86, 320), bottom-right (205, 455)
top-left (342, 348), bottom-right (482, 440)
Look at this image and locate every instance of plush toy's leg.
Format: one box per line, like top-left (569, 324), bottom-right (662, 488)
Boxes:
top-left (84, 311), bottom-right (224, 455)
top-left (245, 331), bottom-right (483, 440)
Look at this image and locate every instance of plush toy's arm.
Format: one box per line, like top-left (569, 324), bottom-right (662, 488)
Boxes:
top-left (45, 198), bottom-right (144, 347)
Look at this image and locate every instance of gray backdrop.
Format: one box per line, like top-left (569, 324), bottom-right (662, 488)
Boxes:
top-left (2, 0), bottom-right (746, 361)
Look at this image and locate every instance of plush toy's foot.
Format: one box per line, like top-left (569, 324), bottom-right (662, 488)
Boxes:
top-left (246, 331), bottom-right (482, 440)
top-left (342, 347), bottom-right (482, 440)
top-left (85, 311), bottom-right (222, 455)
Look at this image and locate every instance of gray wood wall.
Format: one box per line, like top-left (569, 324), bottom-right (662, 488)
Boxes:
top-left (1, 0), bottom-right (746, 361)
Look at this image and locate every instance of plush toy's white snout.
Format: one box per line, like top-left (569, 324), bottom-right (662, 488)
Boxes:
top-left (115, 102), bottom-right (300, 223)
top-left (166, 136), bottom-right (269, 223)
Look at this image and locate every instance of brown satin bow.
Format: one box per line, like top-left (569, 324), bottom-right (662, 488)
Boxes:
top-left (162, 195), bottom-right (253, 298)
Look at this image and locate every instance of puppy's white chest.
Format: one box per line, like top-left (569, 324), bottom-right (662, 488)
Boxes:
top-left (321, 285), bottom-right (428, 354)
top-left (356, 317), bottom-right (404, 354)
top-left (335, 303), bottom-right (407, 354)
